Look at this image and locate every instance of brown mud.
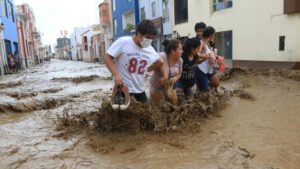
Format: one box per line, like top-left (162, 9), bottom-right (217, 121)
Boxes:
top-left (0, 60), bottom-right (299, 169)
top-left (1, 88), bottom-right (63, 100)
top-left (56, 88), bottom-right (228, 134)
top-left (0, 81), bottom-right (22, 89)
top-left (51, 74), bottom-right (111, 84)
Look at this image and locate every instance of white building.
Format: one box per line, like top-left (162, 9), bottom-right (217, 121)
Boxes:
top-left (45, 45), bottom-right (51, 54)
top-left (81, 27), bottom-right (92, 62)
top-left (80, 25), bottom-right (102, 62)
top-left (99, 0), bottom-right (113, 62)
top-left (70, 27), bottom-right (86, 61)
top-left (91, 24), bottom-right (103, 62)
top-left (139, 0), bottom-right (172, 52)
top-left (170, 0), bottom-right (300, 69)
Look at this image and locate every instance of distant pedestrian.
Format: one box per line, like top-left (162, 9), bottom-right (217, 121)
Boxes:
top-left (8, 52), bottom-right (16, 72)
top-left (13, 51), bottom-right (20, 72)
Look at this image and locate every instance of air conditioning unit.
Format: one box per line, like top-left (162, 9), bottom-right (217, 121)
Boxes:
top-left (172, 31), bottom-right (178, 38)
top-left (284, 0), bottom-right (300, 14)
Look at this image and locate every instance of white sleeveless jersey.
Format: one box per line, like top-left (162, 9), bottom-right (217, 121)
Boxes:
top-left (107, 36), bottom-right (160, 93)
top-left (198, 44), bottom-right (214, 74)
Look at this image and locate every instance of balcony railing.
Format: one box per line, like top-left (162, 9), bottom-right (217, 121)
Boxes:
top-left (213, 1), bottom-right (233, 12)
top-left (284, 0), bottom-right (300, 14)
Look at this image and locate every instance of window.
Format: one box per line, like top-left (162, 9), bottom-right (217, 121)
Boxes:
top-left (284, 0), bottom-right (300, 14)
top-left (151, 2), bottom-right (156, 18)
top-left (1, 0), bottom-right (6, 17)
top-left (162, 0), bottom-right (170, 23)
top-left (8, 2), bottom-right (14, 22)
top-left (122, 11), bottom-right (134, 31)
top-left (112, 0), bottom-right (116, 11)
top-left (13, 42), bottom-right (18, 54)
top-left (83, 36), bottom-right (88, 51)
top-left (214, 31), bottom-right (233, 59)
top-left (113, 18), bottom-right (117, 35)
top-left (140, 7), bottom-right (146, 20)
top-left (213, 0), bottom-right (233, 12)
top-left (174, 0), bottom-right (188, 24)
top-left (279, 36), bottom-right (285, 51)
top-left (5, 40), bottom-right (11, 54)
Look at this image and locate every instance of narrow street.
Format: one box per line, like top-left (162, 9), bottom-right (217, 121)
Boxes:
top-left (0, 60), bottom-right (299, 169)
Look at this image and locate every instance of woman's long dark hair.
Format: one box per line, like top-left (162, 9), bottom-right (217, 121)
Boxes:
top-left (162, 39), bottom-right (181, 55)
top-left (209, 41), bottom-right (215, 51)
top-left (182, 37), bottom-right (200, 57)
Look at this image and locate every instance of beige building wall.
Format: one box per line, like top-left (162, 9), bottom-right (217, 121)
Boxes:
top-left (170, 0), bottom-right (300, 64)
top-left (99, 0), bottom-right (113, 59)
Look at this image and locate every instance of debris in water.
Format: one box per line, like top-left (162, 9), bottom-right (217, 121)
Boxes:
top-left (120, 147), bottom-right (136, 154)
top-left (56, 88), bottom-right (229, 134)
top-left (239, 147), bottom-right (256, 159)
top-left (231, 89), bottom-right (256, 101)
top-left (0, 81), bottom-right (22, 89)
top-left (51, 75), bottom-right (110, 84)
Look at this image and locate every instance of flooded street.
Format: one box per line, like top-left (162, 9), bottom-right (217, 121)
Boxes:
top-left (0, 60), bottom-right (299, 169)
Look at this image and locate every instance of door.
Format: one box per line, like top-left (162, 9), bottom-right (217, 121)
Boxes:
top-left (215, 30), bottom-right (232, 60)
top-left (4, 40), bottom-right (11, 54)
top-left (13, 42), bottom-right (19, 54)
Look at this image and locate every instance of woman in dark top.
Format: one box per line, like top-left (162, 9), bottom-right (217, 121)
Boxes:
top-left (176, 37), bottom-right (201, 97)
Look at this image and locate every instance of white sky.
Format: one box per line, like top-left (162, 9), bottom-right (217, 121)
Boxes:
top-left (14, 0), bottom-right (104, 47)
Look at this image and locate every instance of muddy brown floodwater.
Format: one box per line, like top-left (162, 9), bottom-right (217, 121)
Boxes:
top-left (0, 60), bottom-right (299, 169)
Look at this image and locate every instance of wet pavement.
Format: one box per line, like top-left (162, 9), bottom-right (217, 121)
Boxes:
top-left (0, 60), bottom-right (299, 169)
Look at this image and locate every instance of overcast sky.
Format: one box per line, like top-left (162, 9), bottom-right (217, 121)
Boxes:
top-left (15, 0), bottom-right (104, 47)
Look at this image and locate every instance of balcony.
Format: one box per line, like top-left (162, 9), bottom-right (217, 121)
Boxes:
top-left (284, 0), bottom-right (300, 14)
top-left (213, 1), bottom-right (233, 12)
top-left (32, 31), bottom-right (41, 39)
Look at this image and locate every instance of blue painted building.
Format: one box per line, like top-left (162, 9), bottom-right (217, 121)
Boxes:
top-left (111, 0), bottom-right (140, 40)
top-left (0, 0), bottom-right (19, 70)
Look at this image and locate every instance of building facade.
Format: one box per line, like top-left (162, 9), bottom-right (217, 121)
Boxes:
top-left (91, 24), bottom-right (102, 62)
top-left (111, 0), bottom-right (140, 40)
top-left (1, 0), bottom-right (19, 72)
top-left (44, 44), bottom-right (51, 60)
top-left (56, 37), bottom-right (71, 60)
top-left (80, 26), bottom-right (93, 62)
top-left (16, 4), bottom-right (32, 68)
top-left (38, 45), bottom-right (46, 63)
top-left (70, 27), bottom-right (86, 61)
top-left (170, 0), bottom-right (300, 69)
top-left (16, 3), bottom-right (41, 67)
top-left (138, 0), bottom-right (172, 52)
top-left (99, 0), bottom-right (113, 61)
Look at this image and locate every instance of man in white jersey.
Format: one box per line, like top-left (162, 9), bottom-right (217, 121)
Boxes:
top-left (104, 20), bottom-right (166, 103)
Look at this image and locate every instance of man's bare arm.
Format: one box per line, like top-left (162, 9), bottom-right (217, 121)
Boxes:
top-left (103, 53), bottom-right (122, 86)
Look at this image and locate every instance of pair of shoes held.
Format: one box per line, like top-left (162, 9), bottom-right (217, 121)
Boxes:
top-left (111, 84), bottom-right (130, 110)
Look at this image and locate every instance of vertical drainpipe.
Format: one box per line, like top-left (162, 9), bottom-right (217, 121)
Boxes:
top-left (0, 26), bottom-right (2, 75)
top-left (0, 23), bottom-right (5, 75)
top-left (134, 0), bottom-right (140, 26)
